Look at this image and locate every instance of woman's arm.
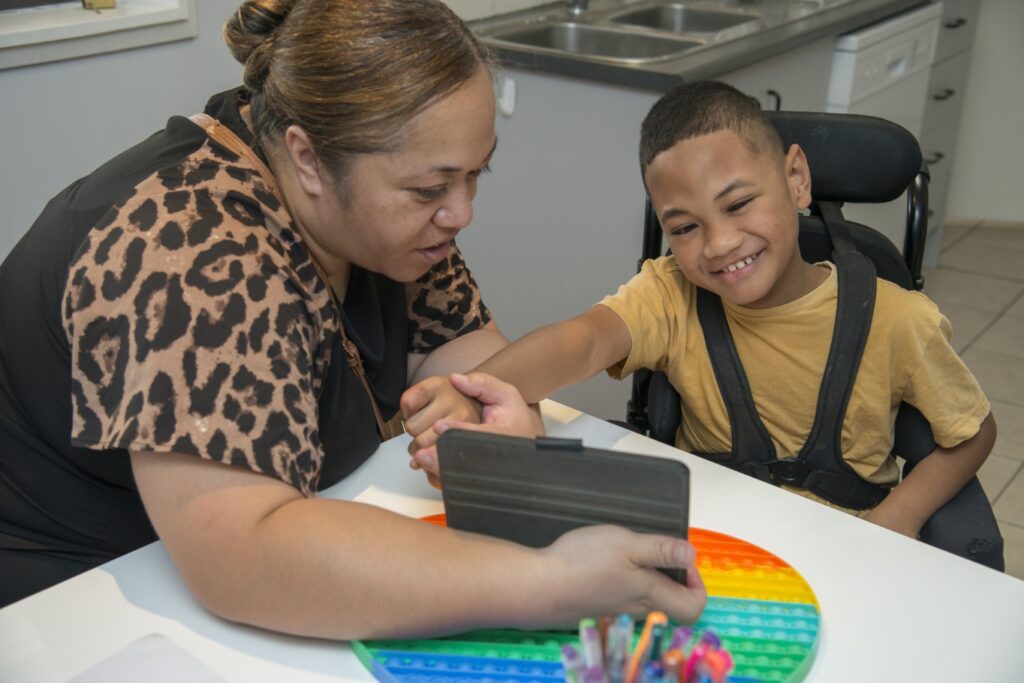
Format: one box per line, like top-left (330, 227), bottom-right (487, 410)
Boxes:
top-left (406, 320), bottom-right (509, 386)
top-left (132, 449), bottom-right (706, 640)
top-left (864, 412), bottom-right (996, 538)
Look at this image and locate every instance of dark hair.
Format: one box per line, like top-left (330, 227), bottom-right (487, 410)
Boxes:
top-left (639, 81), bottom-right (784, 180)
top-left (223, 0), bottom-right (491, 176)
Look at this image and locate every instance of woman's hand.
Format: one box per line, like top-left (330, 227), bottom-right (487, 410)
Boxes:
top-left (538, 525), bottom-right (707, 626)
top-left (404, 373), bottom-right (544, 487)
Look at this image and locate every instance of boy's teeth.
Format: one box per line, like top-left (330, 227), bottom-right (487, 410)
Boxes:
top-left (723, 255), bottom-right (756, 273)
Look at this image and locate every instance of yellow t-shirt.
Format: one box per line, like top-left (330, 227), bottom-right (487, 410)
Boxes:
top-left (600, 257), bottom-right (990, 513)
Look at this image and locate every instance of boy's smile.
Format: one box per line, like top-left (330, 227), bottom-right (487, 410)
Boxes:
top-left (646, 129), bottom-right (826, 309)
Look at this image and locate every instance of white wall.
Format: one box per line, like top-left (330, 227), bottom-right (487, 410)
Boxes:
top-left (0, 0), bottom-right (241, 258)
top-left (946, 0), bottom-right (1024, 223)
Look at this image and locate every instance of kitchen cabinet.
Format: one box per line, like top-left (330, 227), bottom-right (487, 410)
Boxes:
top-left (711, 36), bottom-right (836, 113)
top-left (921, 0), bottom-right (979, 265)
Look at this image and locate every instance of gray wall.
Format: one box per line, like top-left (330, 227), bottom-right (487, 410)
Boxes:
top-left (459, 70), bottom-right (658, 420)
top-left (0, 0), bottom-right (241, 258)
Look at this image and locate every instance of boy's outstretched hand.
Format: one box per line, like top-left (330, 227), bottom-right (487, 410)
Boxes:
top-left (401, 373), bottom-right (544, 488)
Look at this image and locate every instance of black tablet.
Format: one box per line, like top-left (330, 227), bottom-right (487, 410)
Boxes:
top-left (437, 430), bottom-right (690, 583)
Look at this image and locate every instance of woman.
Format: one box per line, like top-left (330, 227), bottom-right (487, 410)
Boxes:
top-left (0, 0), bottom-right (705, 637)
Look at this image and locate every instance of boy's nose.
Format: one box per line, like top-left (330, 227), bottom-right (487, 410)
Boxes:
top-left (703, 222), bottom-right (743, 260)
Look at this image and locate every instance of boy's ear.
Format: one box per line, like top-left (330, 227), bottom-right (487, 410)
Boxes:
top-left (283, 124), bottom-right (326, 198)
top-left (784, 143), bottom-right (812, 210)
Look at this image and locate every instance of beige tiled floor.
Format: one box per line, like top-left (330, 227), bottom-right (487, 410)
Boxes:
top-left (925, 219), bottom-right (1024, 579)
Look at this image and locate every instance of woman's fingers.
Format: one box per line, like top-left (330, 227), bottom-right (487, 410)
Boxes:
top-left (546, 526), bottom-right (707, 625)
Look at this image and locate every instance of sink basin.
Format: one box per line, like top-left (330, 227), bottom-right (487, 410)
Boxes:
top-left (608, 3), bottom-right (762, 34)
top-left (484, 21), bottom-right (702, 64)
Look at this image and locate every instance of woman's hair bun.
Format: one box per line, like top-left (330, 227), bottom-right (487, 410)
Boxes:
top-left (223, 1), bottom-right (296, 90)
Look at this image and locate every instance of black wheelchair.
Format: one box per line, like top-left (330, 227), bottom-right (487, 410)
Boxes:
top-left (624, 111), bottom-right (1003, 571)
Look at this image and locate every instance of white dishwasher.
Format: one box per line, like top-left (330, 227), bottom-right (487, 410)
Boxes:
top-left (826, 2), bottom-right (942, 251)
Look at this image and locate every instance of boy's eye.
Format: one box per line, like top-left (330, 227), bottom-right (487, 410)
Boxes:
top-left (670, 223), bottom-right (698, 237)
top-left (728, 197), bottom-right (754, 213)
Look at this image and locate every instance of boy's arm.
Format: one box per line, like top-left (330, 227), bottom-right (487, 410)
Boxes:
top-left (401, 304), bottom-right (633, 453)
top-left (476, 304), bottom-right (633, 403)
top-left (864, 412), bottom-right (996, 538)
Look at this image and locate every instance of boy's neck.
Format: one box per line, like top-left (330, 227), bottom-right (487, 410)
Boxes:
top-left (739, 259), bottom-right (831, 310)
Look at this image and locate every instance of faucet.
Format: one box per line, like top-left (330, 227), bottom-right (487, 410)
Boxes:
top-left (566, 0), bottom-right (589, 17)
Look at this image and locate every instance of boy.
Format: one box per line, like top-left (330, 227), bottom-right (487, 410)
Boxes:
top-left (402, 81), bottom-right (996, 539)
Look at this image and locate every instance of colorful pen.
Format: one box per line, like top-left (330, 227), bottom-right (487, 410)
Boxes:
top-left (605, 613), bottom-right (632, 683)
top-left (562, 643), bottom-right (584, 683)
top-left (625, 611), bottom-right (667, 683)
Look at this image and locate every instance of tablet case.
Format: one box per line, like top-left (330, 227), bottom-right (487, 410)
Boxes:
top-left (437, 430), bottom-right (690, 582)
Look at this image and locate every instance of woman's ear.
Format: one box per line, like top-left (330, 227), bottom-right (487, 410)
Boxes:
top-left (784, 143), bottom-right (813, 210)
top-left (283, 125), bottom-right (325, 198)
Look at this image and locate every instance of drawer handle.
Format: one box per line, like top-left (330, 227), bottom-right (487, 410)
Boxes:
top-left (933, 88), bottom-right (956, 101)
top-left (924, 151), bottom-right (946, 165)
top-left (944, 17), bottom-right (968, 29)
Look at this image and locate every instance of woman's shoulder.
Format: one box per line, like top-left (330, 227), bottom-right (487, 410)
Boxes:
top-left (63, 140), bottom-right (333, 355)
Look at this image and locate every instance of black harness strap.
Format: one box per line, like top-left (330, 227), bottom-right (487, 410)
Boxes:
top-left (695, 287), bottom-right (777, 464)
top-left (694, 250), bottom-right (888, 510)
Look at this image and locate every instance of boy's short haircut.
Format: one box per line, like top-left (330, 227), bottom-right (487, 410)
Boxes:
top-left (639, 80), bottom-right (786, 180)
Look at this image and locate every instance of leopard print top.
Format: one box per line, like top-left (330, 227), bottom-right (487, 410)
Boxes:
top-left (63, 132), bottom-right (490, 496)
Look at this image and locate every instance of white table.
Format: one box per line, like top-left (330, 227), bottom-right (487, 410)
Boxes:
top-left (2, 401), bottom-right (1023, 682)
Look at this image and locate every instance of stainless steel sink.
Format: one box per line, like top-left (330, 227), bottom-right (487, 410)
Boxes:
top-left (607, 3), bottom-right (763, 35)
top-left (483, 21), bottom-right (703, 64)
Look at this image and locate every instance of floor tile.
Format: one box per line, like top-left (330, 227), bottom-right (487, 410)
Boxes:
top-left (965, 223), bottom-right (1024, 253)
top-left (973, 315), bottom-right (1024, 360)
top-left (979, 219), bottom-right (1024, 230)
top-left (921, 267), bottom-right (1023, 313)
top-left (960, 349), bottom-right (1024, 407)
top-left (990, 400), bottom-right (1024, 463)
top-left (977, 455), bottom-right (1021, 503)
top-left (994, 467), bottom-right (1024, 526)
top-left (940, 221), bottom-right (975, 251)
top-left (936, 303), bottom-right (1000, 352)
top-left (1005, 295), bottom-right (1024, 320)
top-left (998, 521), bottom-right (1024, 580)
top-left (939, 241), bottom-right (1024, 282)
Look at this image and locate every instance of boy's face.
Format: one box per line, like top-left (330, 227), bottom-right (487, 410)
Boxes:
top-left (645, 129), bottom-right (813, 308)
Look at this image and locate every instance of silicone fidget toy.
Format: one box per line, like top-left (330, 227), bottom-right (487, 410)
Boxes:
top-left (352, 518), bottom-right (820, 683)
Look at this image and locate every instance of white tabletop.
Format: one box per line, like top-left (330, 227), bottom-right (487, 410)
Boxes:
top-left (2, 401), bottom-right (1023, 682)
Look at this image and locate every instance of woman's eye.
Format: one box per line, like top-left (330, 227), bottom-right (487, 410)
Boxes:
top-left (416, 187), bottom-right (446, 200)
top-left (469, 163), bottom-right (492, 179)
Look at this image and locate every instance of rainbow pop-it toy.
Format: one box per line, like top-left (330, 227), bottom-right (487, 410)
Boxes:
top-left (353, 520), bottom-right (820, 683)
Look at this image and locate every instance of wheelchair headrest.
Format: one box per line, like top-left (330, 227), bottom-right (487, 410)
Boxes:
top-left (766, 111), bottom-right (923, 204)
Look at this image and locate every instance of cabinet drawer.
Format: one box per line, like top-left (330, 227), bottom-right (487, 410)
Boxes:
top-left (920, 116), bottom-right (960, 185)
top-left (926, 166), bottom-right (951, 241)
top-left (923, 50), bottom-right (972, 132)
top-left (934, 0), bottom-right (980, 62)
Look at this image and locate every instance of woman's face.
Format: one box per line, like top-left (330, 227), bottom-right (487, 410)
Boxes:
top-left (309, 66), bottom-right (497, 284)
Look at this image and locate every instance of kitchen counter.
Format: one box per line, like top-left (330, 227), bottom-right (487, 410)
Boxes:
top-left (473, 0), bottom-right (928, 91)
